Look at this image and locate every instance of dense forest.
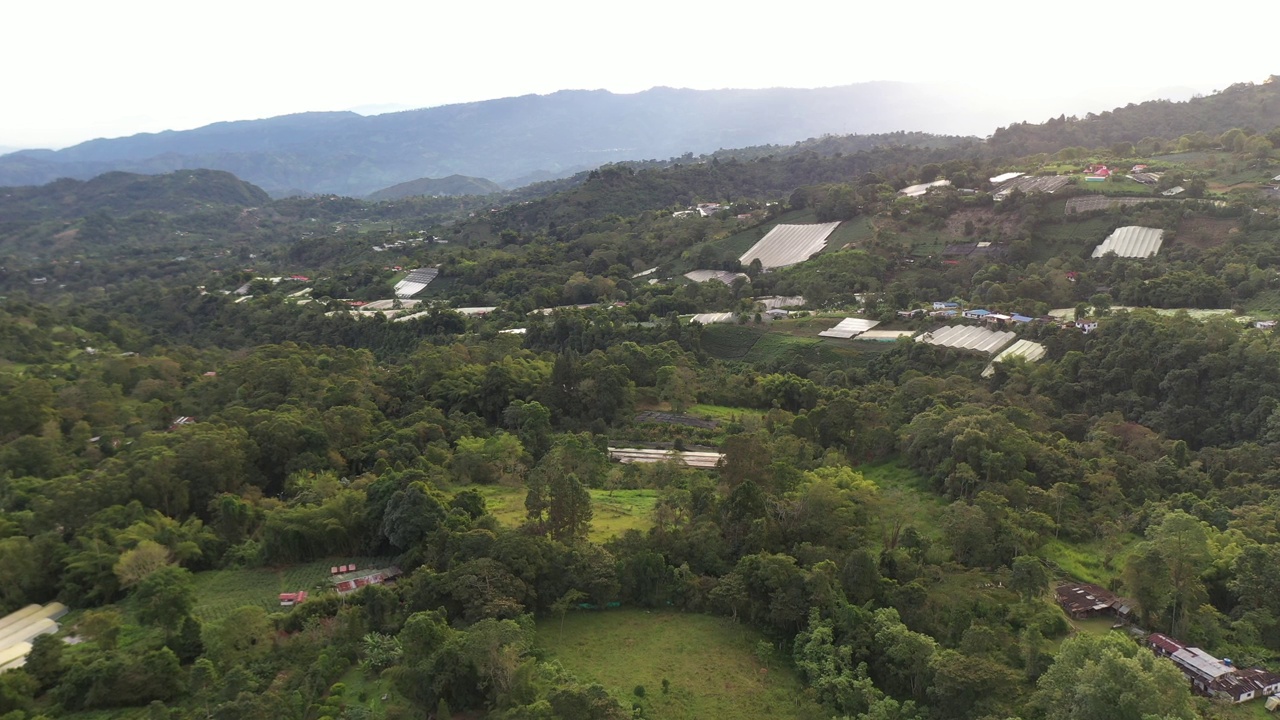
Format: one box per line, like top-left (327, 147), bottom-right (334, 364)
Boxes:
top-left (0, 82), bottom-right (1279, 720)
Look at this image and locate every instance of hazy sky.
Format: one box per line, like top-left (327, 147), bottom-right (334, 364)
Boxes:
top-left (3, 0), bottom-right (1275, 148)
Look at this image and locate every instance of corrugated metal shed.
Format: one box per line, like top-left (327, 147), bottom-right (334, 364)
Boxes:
top-left (920, 325), bottom-right (1016, 354)
top-left (739, 222), bottom-right (841, 269)
top-left (818, 318), bottom-right (881, 338)
top-left (1091, 226), bottom-right (1164, 258)
top-left (982, 339), bottom-right (1047, 376)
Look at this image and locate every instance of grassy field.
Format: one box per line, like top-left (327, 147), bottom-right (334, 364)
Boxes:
top-left (822, 215), bottom-right (876, 251)
top-left (857, 460), bottom-right (946, 542)
top-left (687, 404), bottom-right (766, 423)
top-left (1042, 535), bottom-right (1139, 587)
top-left (537, 610), bottom-right (825, 720)
top-left (1072, 176), bottom-right (1154, 195)
top-left (465, 484), bottom-right (658, 542)
top-left (189, 556), bottom-right (394, 623)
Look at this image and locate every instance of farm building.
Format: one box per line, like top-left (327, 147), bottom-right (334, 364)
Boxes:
top-left (920, 325), bottom-right (1015, 354)
top-left (333, 566), bottom-right (402, 595)
top-left (394, 268), bottom-right (439, 298)
top-left (982, 339), bottom-right (1047, 377)
top-left (739, 222), bottom-right (841, 270)
top-left (932, 301), bottom-right (960, 310)
top-left (818, 318), bottom-right (880, 339)
top-left (684, 269), bottom-right (749, 285)
top-left (1091, 226), bottom-right (1165, 258)
top-left (898, 180), bottom-right (952, 197)
top-left (608, 448), bottom-right (725, 468)
top-left (1162, 186), bottom-right (1186, 196)
top-left (1054, 583), bottom-right (1133, 620)
top-left (1146, 633), bottom-right (1280, 702)
top-left (0, 602), bottom-right (68, 671)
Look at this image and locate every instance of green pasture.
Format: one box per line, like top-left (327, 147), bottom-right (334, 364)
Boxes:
top-left (464, 484), bottom-right (658, 542)
top-left (189, 556), bottom-right (394, 623)
top-left (537, 610), bottom-right (826, 720)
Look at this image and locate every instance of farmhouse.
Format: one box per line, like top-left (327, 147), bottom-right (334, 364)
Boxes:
top-left (932, 301), bottom-right (960, 310)
top-left (1054, 582), bottom-right (1133, 620)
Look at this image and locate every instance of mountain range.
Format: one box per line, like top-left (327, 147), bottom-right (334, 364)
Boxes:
top-left (0, 83), bottom-right (1037, 197)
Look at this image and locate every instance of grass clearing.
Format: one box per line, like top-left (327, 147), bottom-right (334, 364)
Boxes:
top-left (463, 484), bottom-right (658, 542)
top-left (687, 404), bottom-right (766, 423)
top-left (822, 216), bottom-right (876, 251)
top-left (1041, 535), bottom-right (1139, 587)
top-left (190, 556), bottom-right (394, 623)
top-left (857, 459), bottom-right (946, 541)
top-left (537, 610), bottom-right (825, 720)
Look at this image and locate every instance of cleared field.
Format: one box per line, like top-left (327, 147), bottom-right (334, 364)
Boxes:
top-left (699, 323), bottom-right (765, 359)
top-left (190, 556), bottom-right (393, 623)
top-left (739, 222), bottom-right (841, 269)
top-left (537, 610), bottom-right (825, 720)
top-left (1042, 536), bottom-right (1139, 587)
top-left (466, 485), bottom-right (658, 542)
top-left (857, 460), bottom-right (945, 541)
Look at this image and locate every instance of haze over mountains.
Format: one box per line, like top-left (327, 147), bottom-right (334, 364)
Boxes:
top-left (0, 81), bottom-right (1210, 199)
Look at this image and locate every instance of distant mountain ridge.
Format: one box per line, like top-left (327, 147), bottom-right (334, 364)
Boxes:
top-left (367, 175), bottom-right (503, 201)
top-left (0, 169), bottom-right (270, 224)
top-left (0, 83), bottom-right (1017, 197)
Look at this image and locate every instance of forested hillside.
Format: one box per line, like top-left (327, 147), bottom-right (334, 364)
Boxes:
top-left (0, 91), bottom-right (1280, 720)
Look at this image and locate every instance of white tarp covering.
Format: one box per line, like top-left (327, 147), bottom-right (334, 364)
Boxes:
top-left (818, 317), bottom-right (881, 338)
top-left (690, 312), bottom-right (737, 325)
top-left (982, 339), bottom-right (1048, 376)
top-left (684, 270), bottom-right (748, 285)
top-left (1091, 226), bottom-right (1164, 258)
top-left (857, 329), bottom-right (917, 341)
top-left (394, 268), bottom-right (439, 298)
top-left (898, 180), bottom-right (952, 197)
top-left (920, 325), bottom-right (1016, 354)
top-left (608, 448), bottom-right (724, 468)
top-left (739, 222), bottom-right (841, 270)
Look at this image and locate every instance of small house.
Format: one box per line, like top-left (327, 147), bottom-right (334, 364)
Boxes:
top-left (1075, 319), bottom-right (1099, 333)
top-left (963, 308), bottom-right (991, 320)
top-left (932, 301), bottom-right (960, 310)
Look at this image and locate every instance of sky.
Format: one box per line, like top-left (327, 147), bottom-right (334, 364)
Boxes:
top-left (3, 0), bottom-right (1276, 149)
